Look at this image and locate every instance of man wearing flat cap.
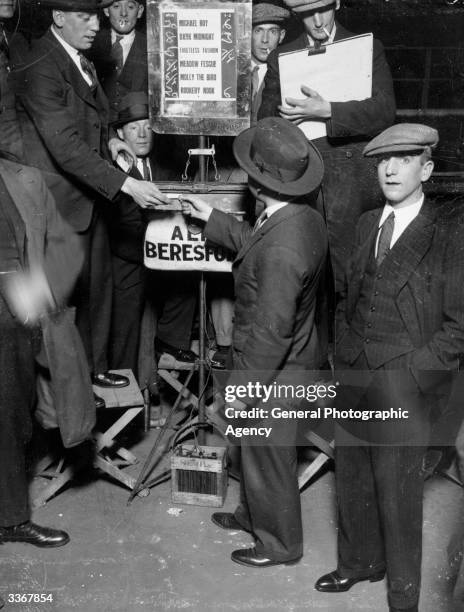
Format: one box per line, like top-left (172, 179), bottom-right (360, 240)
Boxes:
top-left (18, 0), bottom-right (168, 396)
top-left (259, 0), bottom-right (396, 296)
top-left (183, 117), bottom-right (328, 568)
top-left (250, 1), bottom-right (289, 126)
top-left (315, 124), bottom-right (464, 612)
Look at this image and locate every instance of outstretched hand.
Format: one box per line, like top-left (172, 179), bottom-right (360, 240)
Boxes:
top-left (180, 195), bottom-right (213, 223)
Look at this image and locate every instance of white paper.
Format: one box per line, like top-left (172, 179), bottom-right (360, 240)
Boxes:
top-left (278, 33), bottom-right (373, 140)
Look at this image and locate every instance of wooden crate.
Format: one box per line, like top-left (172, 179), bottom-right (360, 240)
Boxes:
top-left (171, 444), bottom-right (228, 507)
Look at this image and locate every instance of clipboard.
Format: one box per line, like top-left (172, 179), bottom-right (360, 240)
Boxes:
top-left (278, 33), bottom-right (373, 140)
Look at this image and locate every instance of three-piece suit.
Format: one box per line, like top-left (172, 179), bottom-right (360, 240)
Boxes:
top-left (258, 24), bottom-right (396, 292)
top-left (334, 197), bottom-right (464, 609)
top-left (205, 203), bottom-right (328, 561)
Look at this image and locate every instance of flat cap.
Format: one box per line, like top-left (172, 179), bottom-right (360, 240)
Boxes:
top-left (363, 123), bottom-right (439, 157)
top-left (282, 0), bottom-right (337, 13)
top-left (253, 1), bottom-right (290, 25)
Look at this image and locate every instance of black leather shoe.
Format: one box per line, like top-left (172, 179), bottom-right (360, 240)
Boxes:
top-left (92, 371), bottom-right (130, 388)
top-left (0, 521), bottom-right (70, 548)
top-left (93, 392), bottom-right (105, 409)
top-left (231, 547), bottom-right (301, 568)
top-left (210, 346), bottom-right (230, 370)
top-left (211, 512), bottom-right (248, 532)
top-left (155, 339), bottom-right (198, 363)
top-left (389, 607), bottom-right (418, 612)
top-left (315, 569), bottom-right (385, 592)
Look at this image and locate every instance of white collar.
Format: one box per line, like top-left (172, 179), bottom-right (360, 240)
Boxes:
top-left (265, 201), bottom-right (288, 218)
top-left (378, 194), bottom-right (424, 227)
top-left (111, 29), bottom-right (136, 45)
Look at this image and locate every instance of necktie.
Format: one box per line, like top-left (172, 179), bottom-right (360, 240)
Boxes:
top-left (251, 65), bottom-right (260, 102)
top-left (376, 211), bottom-right (395, 265)
top-left (252, 210), bottom-right (267, 234)
top-left (111, 35), bottom-right (124, 75)
top-left (141, 158), bottom-right (150, 181)
top-left (79, 53), bottom-right (97, 91)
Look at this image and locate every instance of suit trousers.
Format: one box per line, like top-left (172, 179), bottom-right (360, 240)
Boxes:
top-left (71, 208), bottom-right (112, 374)
top-left (233, 419), bottom-right (303, 562)
top-left (0, 292), bottom-right (39, 526)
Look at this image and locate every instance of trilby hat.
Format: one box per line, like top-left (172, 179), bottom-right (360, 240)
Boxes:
top-left (41, 0), bottom-right (113, 11)
top-left (112, 91), bottom-right (149, 129)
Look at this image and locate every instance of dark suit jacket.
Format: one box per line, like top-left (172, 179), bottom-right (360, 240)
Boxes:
top-left (18, 29), bottom-right (126, 232)
top-left (205, 204), bottom-right (328, 386)
top-left (258, 24), bottom-right (396, 291)
top-left (337, 197), bottom-right (464, 387)
top-left (89, 28), bottom-right (148, 120)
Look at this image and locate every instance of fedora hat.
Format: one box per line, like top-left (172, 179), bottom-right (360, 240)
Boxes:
top-left (40, 0), bottom-right (113, 11)
top-left (112, 91), bottom-right (149, 128)
top-left (233, 117), bottom-right (324, 197)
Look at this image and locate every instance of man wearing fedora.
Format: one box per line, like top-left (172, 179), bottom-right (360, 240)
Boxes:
top-left (89, 0), bottom-right (147, 122)
top-left (18, 0), bottom-right (168, 397)
top-left (315, 124), bottom-right (464, 612)
top-left (258, 0), bottom-right (396, 296)
top-left (108, 91), bottom-right (197, 376)
top-left (250, 1), bottom-right (289, 126)
top-left (183, 117), bottom-right (328, 567)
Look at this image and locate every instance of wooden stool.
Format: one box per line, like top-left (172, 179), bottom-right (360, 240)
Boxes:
top-left (33, 369), bottom-right (147, 507)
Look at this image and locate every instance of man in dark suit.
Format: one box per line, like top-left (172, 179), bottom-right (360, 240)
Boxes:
top-left (315, 124), bottom-right (464, 612)
top-left (258, 0), bottom-right (396, 293)
top-left (250, 2), bottom-right (289, 126)
top-left (89, 0), bottom-right (147, 121)
top-left (18, 0), bottom-right (167, 394)
top-left (108, 92), bottom-right (197, 375)
top-left (183, 117), bottom-right (328, 568)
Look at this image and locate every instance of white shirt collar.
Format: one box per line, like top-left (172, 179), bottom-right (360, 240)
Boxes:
top-left (265, 201), bottom-right (288, 218)
top-left (378, 194), bottom-right (424, 228)
top-left (111, 29), bottom-right (136, 46)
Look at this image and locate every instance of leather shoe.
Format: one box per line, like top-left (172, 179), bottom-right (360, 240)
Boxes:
top-left (315, 569), bottom-right (385, 592)
top-left (389, 607), bottom-right (418, 612)
top-left (231, 547), bottom-right (301, 568)
top-left (155, 338), bottom-right (198, 364)
top-left (0, 521), bottom-right (70, 548)
top-left (92, 371), bottom-right (130, 388)
top-left (94, 392), bottom-right (105, 409)
top-left (211, 512), bottom-right (248, 532)
top-left (209, 346), bottom-right (230, 370)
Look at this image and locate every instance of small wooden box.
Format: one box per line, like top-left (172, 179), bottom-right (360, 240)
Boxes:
top-left (171, 444), bottom-right (228, 507)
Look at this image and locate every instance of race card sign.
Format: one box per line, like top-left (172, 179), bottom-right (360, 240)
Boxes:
top-left (147, 0), bottom-right (252, 136)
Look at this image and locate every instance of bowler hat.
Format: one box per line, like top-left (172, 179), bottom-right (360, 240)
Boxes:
top-left (282, 0), bottom-right (337, 13)
top-left (253, 2), bottom-right (290, 26)
top-left (112, 91), bottom-right (149, 129)
top-left (363, 123), bottom-right (439, 157)
top-left (233, 117), bottom-right (324, 197)
top-left (41, 0), bottom-right (113, 11)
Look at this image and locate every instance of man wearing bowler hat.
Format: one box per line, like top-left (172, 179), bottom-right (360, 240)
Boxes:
top-left (183, 117), bottom-right (328, 567)
top-left (18, 0), bottom-right (168, 399)
top-left (315, 124), bottom-right (464, 611)
top-left (108, 91), bottom-right (197, 376)
top-left (259, 0), bottom-right (396, 295)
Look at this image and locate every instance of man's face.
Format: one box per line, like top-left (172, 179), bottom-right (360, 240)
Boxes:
top-left (0, 0), bottom-right (16, 21)
top-left (53, 11), bottom-right (99, 50)
top-left (301, 1), bottom-right (339, 43)
top-left (118, 118), bottom-right (153, 157)
top-left (104, 0), bottom-right (144, 35)
top-left (377, 153), bottom-right (434, 208)
top-left (251, 23), bottom-right (285, 64)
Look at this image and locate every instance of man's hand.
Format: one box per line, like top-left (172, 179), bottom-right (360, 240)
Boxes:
top-left (180, 195), bottom-right (213, 223)
top-left (108, 137), bottom-right (137, 164)
top-left (279, 85), bottom-right (331, 124)
top-left (121, 177), bottom-right (169, 209)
